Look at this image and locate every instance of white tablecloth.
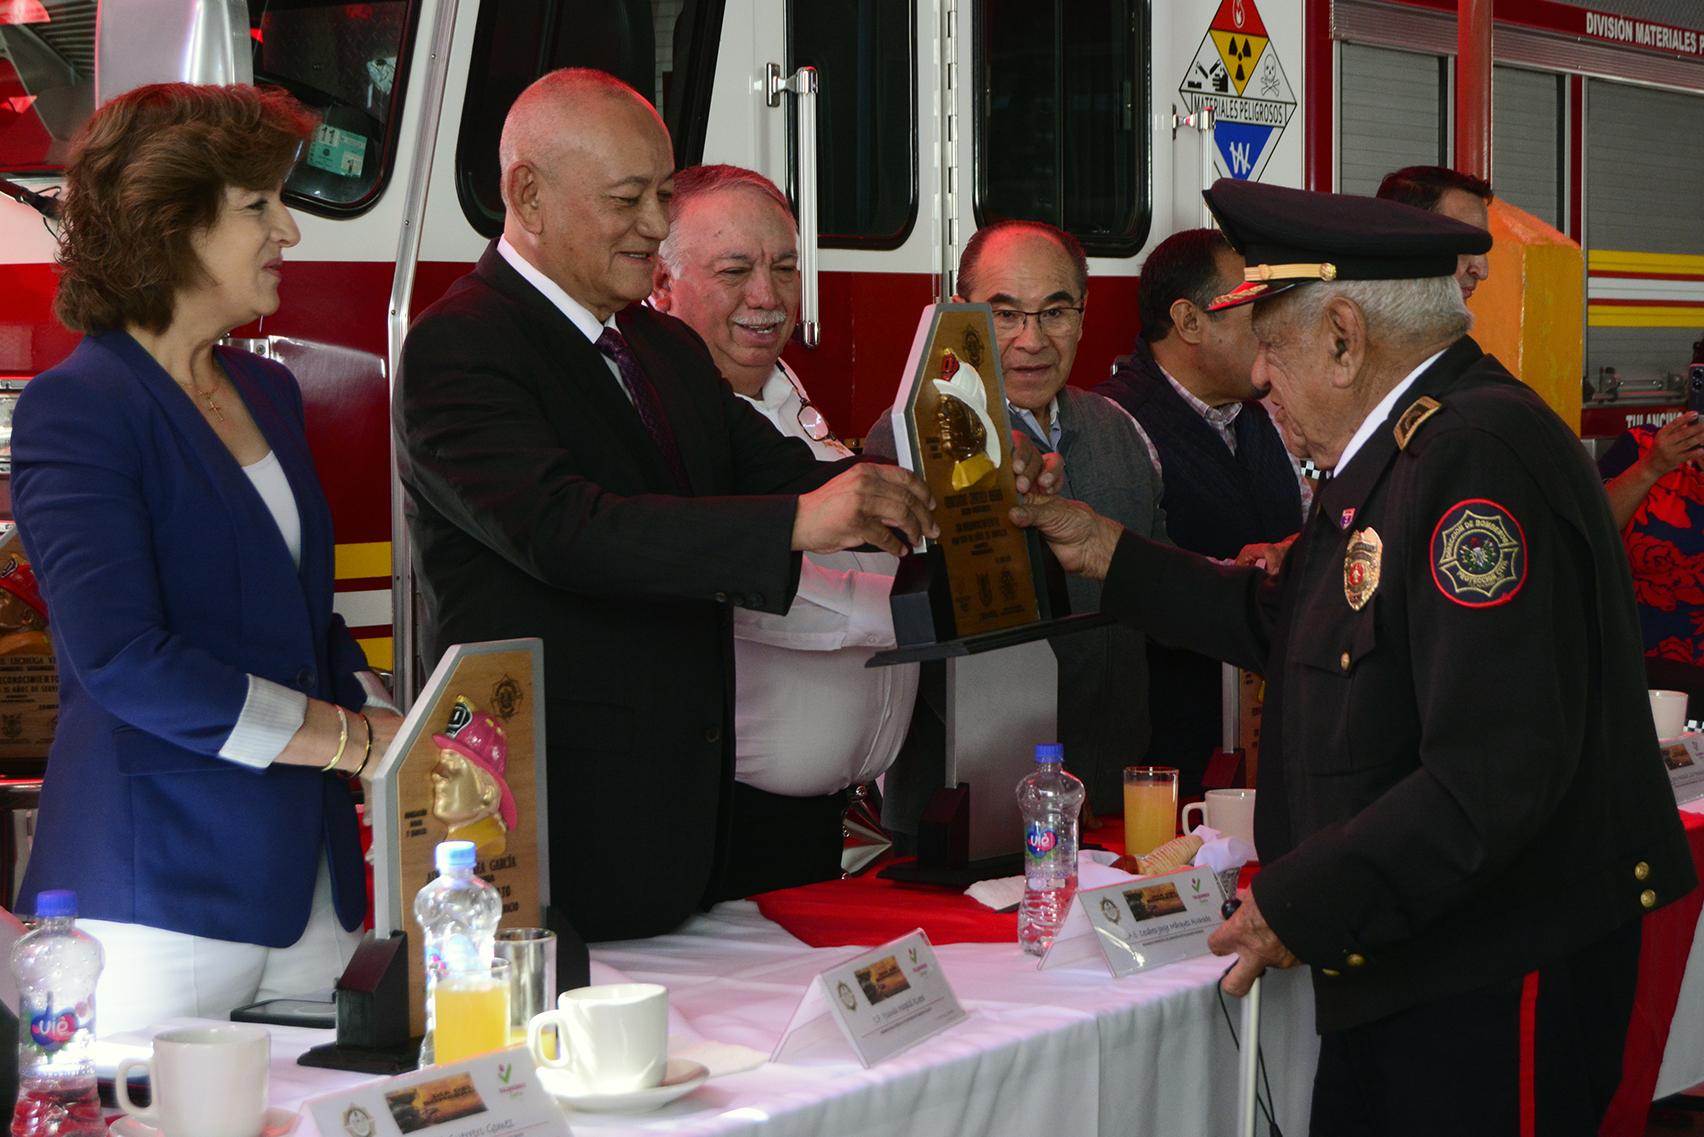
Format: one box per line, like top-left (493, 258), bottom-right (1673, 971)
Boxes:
top-left (257, 847), bottom-right (1704, 1137)
top-left (268, 899), bottom-right (1318, 1137)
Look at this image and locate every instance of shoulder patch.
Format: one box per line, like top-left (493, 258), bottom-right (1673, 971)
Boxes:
top-left (1394, 396), bottom-right (1442, 450)
top-left (1430, 498), bottom-right (1527, 608)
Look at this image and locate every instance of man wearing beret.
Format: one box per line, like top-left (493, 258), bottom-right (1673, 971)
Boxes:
top-left (1013, 178), bottom-right (1696, 1134)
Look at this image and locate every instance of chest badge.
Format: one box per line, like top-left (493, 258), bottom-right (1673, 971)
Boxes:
top-left (1430, 498), bottom-right (1527, 608)
top-left (1343, 527), bottom-right (1383, 611)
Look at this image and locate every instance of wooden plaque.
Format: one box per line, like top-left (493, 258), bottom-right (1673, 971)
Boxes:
top-left (888, 303), bottom-right (1047, 639)
top-left (368, 639), bottom-right (548, 1037)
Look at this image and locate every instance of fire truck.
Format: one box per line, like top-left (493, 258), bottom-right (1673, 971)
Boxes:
top-left (2, 0), bottom-right (1702, 697)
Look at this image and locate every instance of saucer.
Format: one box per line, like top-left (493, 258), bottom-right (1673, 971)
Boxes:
top-left (109, 1106), bottom-right (299, 1137)
top-left (538, 1058), bottom-right (710, 1113)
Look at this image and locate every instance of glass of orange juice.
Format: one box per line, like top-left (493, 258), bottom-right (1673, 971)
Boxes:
top-left (1122, 766), bottom-right (1179, 857)
top-left (433, 959), bottom-right (511, 1065)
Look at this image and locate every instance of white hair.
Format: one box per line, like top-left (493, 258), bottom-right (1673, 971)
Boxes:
top-left (1259, 275), bottom-right (1470, 348)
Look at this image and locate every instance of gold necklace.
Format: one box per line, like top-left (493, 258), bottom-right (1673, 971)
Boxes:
top-left (178, 372), bottom-right (226, 424)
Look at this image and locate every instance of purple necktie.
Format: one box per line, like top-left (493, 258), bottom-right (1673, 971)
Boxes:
top-left (597, 326), bottom-right (688, 491)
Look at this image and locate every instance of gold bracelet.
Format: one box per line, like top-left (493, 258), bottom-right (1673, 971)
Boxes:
top-left (321, 705), bottom-right (349, 772)
top-left (349, 712), bottom-right (375, 778)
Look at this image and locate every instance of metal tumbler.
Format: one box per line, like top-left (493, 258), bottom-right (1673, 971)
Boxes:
top-left (494, 927), bottom-right (558, 1041)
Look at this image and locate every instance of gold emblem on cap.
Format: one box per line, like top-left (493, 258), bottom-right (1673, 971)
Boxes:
top-left (1344, 527), bottom-right (1383, 611)
top-left (1245, 262), bottom-right (1339, 283)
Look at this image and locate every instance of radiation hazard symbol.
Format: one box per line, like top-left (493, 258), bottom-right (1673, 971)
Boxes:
top-left (1178, 0), bottom-right (1297, 182)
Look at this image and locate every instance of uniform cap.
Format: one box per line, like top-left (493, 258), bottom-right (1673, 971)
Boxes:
top-left (1201, 178), bottom-right (1492, 310)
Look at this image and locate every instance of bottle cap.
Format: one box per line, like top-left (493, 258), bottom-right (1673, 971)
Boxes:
top-left (35, 890), bottom-right (76, 918)
top-left (1034, 742), bottom-right (1064, 764)
top-left (435, 841), bottom-right (477, 873)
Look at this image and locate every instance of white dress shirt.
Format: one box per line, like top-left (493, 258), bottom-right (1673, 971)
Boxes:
top-left (731, 363), bottom-right (921, 796)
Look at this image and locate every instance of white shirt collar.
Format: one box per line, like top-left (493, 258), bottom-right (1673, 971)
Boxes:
top-left (496, 236), bottom-right (615, 345)
top-left (1010, 397), bottom-right (1061, 448)
top-left (1333, 349), bottom-right (1446, 473)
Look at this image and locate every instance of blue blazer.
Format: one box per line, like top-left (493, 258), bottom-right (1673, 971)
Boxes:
top-left (14, 332), bottom-right (369, 946)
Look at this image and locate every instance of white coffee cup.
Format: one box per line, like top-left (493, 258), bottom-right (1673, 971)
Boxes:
top-left (526, 982), bottom-right (667, 1094)
top-left (1651, 689), bottom-right (1689, 741)
top-left (115, 1023), bottom-right (269, 1137)
top-left (1181, 788), bottom-right (1258, 848)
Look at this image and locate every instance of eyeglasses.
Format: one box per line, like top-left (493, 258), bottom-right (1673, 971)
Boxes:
top-left (989, 305), bottom-right (1085, 336)
top-left (779, 367), bottom-right (839, 444)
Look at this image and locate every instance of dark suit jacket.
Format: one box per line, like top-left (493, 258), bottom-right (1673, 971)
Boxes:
top-left (14, 332), bottom-right (369, 945)
top-left (1100, 338), bottom-right (1696, 1031)
top-left (396, 244), bottom-right (842, 941)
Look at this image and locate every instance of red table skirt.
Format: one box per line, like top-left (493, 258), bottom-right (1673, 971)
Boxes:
top-left (753, 807), bottom-right (1704, 1135)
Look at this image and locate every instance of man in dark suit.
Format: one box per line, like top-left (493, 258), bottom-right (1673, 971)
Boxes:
top-left (395, 69), bottom-right (937, 941)
top-left (1013, 179), bottom-right (1696, 1134)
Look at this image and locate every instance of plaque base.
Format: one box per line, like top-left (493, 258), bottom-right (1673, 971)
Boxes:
top-left (875, 780), bottom-right (1022, 887)
top-left (868, 610), bottom-right (1110, 667)
top-left (885, 531), bottom-right (1074, 651)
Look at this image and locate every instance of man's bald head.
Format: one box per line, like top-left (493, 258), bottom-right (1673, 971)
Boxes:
top-left (497, 68), bottom-right (676, 320)
top-left (499, 68), bottom-right (667, 199)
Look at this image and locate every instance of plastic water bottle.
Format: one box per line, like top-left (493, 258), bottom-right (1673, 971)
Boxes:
top-left (413, 840), bottom-right (501, 1065)
top-left (1016, 743), bottom-right (1085, 956)
top-left (11, 891), bottom-right (104, 1137)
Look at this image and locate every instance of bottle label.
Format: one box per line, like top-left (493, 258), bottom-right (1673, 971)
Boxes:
top-left (28, 1006), bottom-right (81, 1051)
top-left (1025, 822), bottom-right (1058, 859)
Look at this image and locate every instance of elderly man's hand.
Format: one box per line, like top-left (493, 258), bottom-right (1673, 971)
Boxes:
top-left (1207, 891), bottom-right (1299, 997)
top-left (794, 464), bottom-right (938, 556)
top-left (1010, 430), bottom-right (1063, 497)
top-left (1234, 532), bottom-right (1298, 576)
top-left (1009, 495), bottom-right (1122, 580)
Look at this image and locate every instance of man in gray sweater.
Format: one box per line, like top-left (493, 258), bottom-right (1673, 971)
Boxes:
top-left (865, 221), bottom-right (1169, 825)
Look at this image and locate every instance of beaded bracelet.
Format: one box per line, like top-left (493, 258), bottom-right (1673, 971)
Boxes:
top-left (349, 711), bottom-right (375, 779)
top-left (321, 705), bottom-right (350, 772)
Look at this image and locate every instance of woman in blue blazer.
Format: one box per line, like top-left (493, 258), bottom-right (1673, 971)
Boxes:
top-left (13, 84), bottom-right (404, 1033)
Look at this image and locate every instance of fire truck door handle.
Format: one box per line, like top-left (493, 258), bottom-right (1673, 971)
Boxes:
top-left (766, 63), bottom-right (820, 348)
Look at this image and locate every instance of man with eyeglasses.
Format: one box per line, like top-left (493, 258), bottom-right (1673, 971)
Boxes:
top-left (864, 220), bottom-right (1169, 825)
top-left (650, 164), bottom-right (921, 895)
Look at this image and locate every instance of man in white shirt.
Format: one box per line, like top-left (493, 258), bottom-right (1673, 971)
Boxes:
top-left (650, 165), bottom-right (920, 894)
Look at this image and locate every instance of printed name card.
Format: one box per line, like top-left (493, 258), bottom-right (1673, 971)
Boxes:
top-left (1661, 734), bottom-right (1704, 805)
top-left (772, 928), bottom-right (967, 1068)
top-left (304, 1046), bottom-right (568, 1137)
top-left (1039, 867), bottom-right (1224, 978)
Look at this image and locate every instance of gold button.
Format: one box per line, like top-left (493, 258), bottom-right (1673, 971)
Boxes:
top-left (1339, 651), bottom-right (1352, 672)
top-left (1635, 861), bottom-right (1651, 881)
top-left (1321, 968), bottom-right (1341, 977)
top-left (1641, 889), bottom-right (1658, 909)
top-left (1346, 952), bottom-right (1366, 968)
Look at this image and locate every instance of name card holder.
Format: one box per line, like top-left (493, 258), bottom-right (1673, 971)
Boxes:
top-left (303, 1046), bottom-right (568, 1137)
top-left (772, 929), bottom-right (968, 1068)
top-left (1661, 734), bottom-right (1704, 805)
top-left (1039, 867), bottom-right (1225, 978)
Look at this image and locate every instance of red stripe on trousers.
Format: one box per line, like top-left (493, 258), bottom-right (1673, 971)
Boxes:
top-left (1520, 970), bottom-right (1541, 1137)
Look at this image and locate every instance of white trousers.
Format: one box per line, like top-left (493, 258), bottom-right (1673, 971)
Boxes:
top-left (81, 859), bottom-right (361, 1036)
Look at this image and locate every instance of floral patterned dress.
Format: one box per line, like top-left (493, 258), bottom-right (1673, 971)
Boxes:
top-left (1599, 426), bottom-right (1704, 664)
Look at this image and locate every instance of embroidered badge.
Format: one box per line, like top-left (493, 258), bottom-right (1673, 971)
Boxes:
top-left (1430, 499), bottom-right (1526, 607)
top-left (1343, 527), bottom-right (1382, 611)
top-left (1340, 508), bottom-right (1356, 529)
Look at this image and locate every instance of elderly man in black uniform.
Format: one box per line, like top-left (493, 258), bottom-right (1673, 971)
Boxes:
top-left (1013, 178), bottom-right (1696, 1135)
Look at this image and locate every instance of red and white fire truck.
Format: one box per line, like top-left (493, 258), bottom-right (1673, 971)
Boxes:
top-left (2, 0), bottom-right (1702, 694)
